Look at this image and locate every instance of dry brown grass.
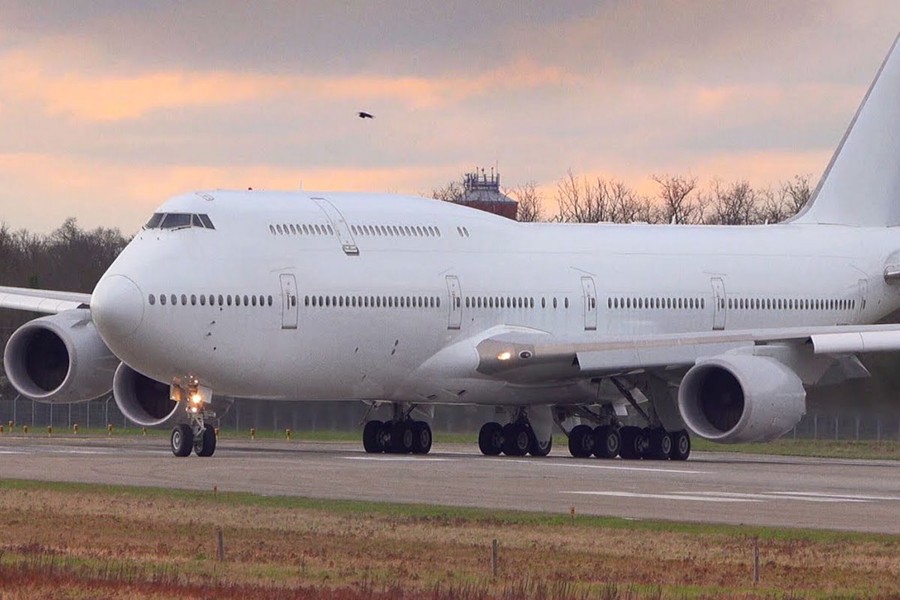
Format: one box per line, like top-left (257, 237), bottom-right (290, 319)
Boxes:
top-left (0, 482), bottom-right (897, 599)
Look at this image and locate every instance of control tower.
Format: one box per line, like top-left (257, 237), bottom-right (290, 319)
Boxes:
top-left (458, 169), bottom-right (518, 220)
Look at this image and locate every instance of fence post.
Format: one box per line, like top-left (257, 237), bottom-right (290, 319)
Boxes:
top-left (876, 417), bottom-right (881, 442)
top-left (491, 539), bottom-right (499, 577)
top-left (834, 416), bottom-right (839, 441)
top-left (813, 415), bottom-right (818, 439)
top-left (855, 415), bottom-right (860, 441)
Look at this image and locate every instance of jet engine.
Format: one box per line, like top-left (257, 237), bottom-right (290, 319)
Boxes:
top-left (677, 354), bottom-right (805, 443)
top-left (112, 363), bottom-right (179, 427)
top-left (3, 309), bottom-right (117, 403)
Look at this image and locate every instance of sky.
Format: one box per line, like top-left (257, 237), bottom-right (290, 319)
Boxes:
top-left (1, 1), bottom-right (899, 233)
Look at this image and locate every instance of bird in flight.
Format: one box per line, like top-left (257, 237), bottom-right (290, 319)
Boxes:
top-left (358, 111), bottom-right (375, 119)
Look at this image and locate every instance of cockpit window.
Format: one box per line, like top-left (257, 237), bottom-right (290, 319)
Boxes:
top-left (144, 212), bottom-right (216, 230)
top-left (160, 213), bottom-right (192, 229)
top-left (145, 213), bottom-right (164, 228)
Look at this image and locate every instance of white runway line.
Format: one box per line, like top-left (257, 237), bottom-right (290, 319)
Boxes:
top-left (505, 459), bottom-right (706, 475)
top-left (772, 491), bottom-right (900, 502)
top-left (0, 450), bottom-right (26, 455)
top-left (343, 456), bottom-right (454, 462)
top-left (667, 491), bottom-right (869, 503)
top-left (562, 491), bottom-right (759, 503)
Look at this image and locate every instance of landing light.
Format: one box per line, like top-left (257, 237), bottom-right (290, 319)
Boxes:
top-left (189, 392), bottom-right (203, 405)
top-left (497, 351), bottom-right (512, 361)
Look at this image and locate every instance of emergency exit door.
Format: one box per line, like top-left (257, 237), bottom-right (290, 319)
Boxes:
top-left (280, 273), bottom-right (298, 330)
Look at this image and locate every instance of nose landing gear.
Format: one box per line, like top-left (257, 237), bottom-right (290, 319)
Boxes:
top-left (169, 382), bottom-right (218, 458)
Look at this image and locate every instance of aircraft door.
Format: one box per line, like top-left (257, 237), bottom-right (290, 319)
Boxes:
top-left (445, 275), bottom-right (462, 330)
top-left (280, 273), bottom-right (299, 330)
top-left (711, 277), bottom-right (726, 330)
top-left (857, 279), bottom-right (868, 321)
top-left (580, 276), bottom-right (597, 331)
top-left (312, 197), bottom-right (359, 256)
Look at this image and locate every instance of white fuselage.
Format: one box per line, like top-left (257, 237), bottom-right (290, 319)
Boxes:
top-left (96, 190), bottom-right (900, 406)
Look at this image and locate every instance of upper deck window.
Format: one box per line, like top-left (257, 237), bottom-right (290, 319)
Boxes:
top-left (144, 212), bottom-right (215, 230)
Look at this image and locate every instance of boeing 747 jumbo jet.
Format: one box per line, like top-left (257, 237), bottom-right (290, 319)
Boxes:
top-left (2, 34), bottom-right (900, 460)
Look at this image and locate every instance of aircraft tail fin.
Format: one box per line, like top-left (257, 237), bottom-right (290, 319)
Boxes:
top-left (792, 32), bottom-right (900, 227)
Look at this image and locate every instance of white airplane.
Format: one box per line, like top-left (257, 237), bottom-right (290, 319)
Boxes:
top-left (2, 33), bottom-right (900, 461)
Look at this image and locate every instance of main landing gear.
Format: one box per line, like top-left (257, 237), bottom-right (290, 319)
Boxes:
top-left (562, 378), bottom-right (691, 461)
top-left (362, 404), bottom-right (432, 454)
top-left (477, 410), bottom-right (552, 457)
top-left (566, 422), bottom-right (690, 461)
top-left (170, 383), bottom-right (218, 458)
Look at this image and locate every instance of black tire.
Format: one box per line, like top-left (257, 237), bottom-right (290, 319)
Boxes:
top-left (411, 421), bottom-right (432, 455)
top-left (670, 430), bottom-right (691, 461)
top-left (171, 424), bottom-right (193, 457)
top-left (645, 428), bottom-right (672, 460)
top-left (390, 421), bottom-right (414, 454)
top-left (363, 420), bottom-right (384, 453)
top-left (195, 424), bottom-right (217, 457)
top-left (478, 422), bottom-right (503, 456)
top-left (567, 424), bottom-right (595, 458)
top-left (592, 426), bottom-right (620, 459)
top-left (502, 423), bottom-right (530, 456)
top-left (528, 430), bottom-right (552, 457)
top-left (618, 426), bottom-right (643, 460)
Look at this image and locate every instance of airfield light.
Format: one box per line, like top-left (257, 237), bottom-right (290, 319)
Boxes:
top-left (497, 351), bottom-right (512, 361)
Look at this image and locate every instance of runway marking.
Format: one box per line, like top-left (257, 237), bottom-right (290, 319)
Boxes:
top-left (772, 491), bottom-right (900, 502)
top-left (343, 456), bottom-right (454, 462)
top-left (0, 450), bottom-right (26, 455)
top-left (668, 491), bottom-right (868, 503)
top-left (562, 491), bottom-right (758, 503)
top-left (505, 459), bottom-right (706, 475)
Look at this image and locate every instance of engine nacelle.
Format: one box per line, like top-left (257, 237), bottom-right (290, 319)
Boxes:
top-left (112, 363), bottom-right (180, 427)
top-left (3, 309), bottom-right (117, 403)
top-left (677, 354), bottom-right (806, 443)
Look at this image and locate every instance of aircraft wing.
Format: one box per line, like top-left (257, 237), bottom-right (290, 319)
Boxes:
top-left (0, 286), bottom-right (91, 314)
top-left (472, 323), bottom-right (900, 383)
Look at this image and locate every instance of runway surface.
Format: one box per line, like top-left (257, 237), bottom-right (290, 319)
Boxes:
top-left (0, 435), bottom-right (898, 534)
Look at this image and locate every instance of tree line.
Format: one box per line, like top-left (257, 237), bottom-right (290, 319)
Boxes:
top-left (434, 172), bottom-right (814, 225)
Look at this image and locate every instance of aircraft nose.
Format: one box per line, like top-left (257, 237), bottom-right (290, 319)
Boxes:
top-left (92, 275), bottom-right (144, 340)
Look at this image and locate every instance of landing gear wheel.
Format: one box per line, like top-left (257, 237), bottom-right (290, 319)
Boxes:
top-left (618, 426), bottom-right (644, 460)
top-left (645, 428), bottom-right (672, 460)
top-left (363, 420), bottom-right (384, 453)
top-left (528, 431), bottom-right (552, 457)
top-left (195, 424), bottom-right (217, 457)
top-left (171, 424), bottom-right (193, 457)
top-left (502, 423), bottom-right (530, 456)
top-left (390, 421), bottom-right (414, 454)
top-left (411, 421), bottom-right (432, 455)
top-left (670, 430), bottom-right (691, 461)
top-left (478, 422), bottom-right (503, 456)
top-left (592, 426), bottom-right (621, 459)
top-left (568, 424), bottom-right (596, 458)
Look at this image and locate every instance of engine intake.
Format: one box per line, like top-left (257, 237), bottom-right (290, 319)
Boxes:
top-left (3, 309), bottom-right (116, 403)
top-left (113, 363), bottom-right (179, 427)
top-left (677, 354), bottom-right (806, 443)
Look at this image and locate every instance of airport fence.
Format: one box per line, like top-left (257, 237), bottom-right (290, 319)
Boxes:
top-left (0, 394), bottom-right (898, 441)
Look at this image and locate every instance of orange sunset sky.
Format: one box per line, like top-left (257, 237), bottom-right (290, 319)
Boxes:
top-left (1, 1), bottom-right (899, 233)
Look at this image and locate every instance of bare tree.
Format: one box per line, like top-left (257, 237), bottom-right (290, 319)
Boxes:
top-left (705, 179), bottom-right (759, 225)
top-left (430, 179), bottom-right (465, 203)
top-left (651, 174), bottom-right (703, 224)
top-left (508, 181), bottom-right (544, 222)
top-left (781, 174), bottom-right (813, 216)
top-left (555, 171), bottom-right (645, 223)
